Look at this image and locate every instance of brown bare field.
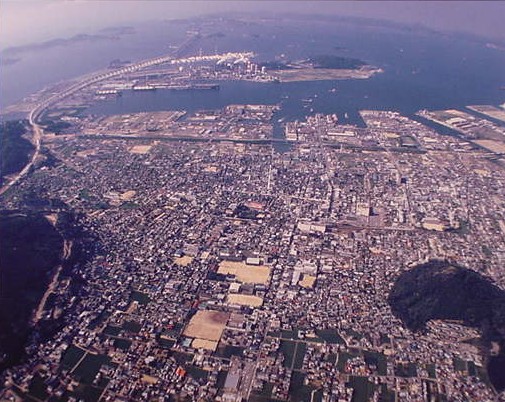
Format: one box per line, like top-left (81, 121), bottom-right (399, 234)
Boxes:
top-left (227, 294), bottom-right (263, 307)
top-left (183, 310), bottom-right (230, 341)
top-left (217, 261), bottom-right (271, 285)
top-left (468, 105), bottom-right (505, 123)
top-left (191, 338), bottom-right (218, 351)
top-left (473, 140), bottom-right (505, 153)
top-left (130, 145), bottom-right (152, 154)
top-left (120, 190), bottom-right (136, 201)
top-left (299, 275), bottom-right (316, 288)
top-left (142, 374), bottom-right (158, 384)
top-left (174, 256), bottom-right (193, 266)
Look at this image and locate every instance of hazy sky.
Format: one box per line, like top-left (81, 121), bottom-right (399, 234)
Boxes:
top-left (2, 1), bottom-right (505, 50)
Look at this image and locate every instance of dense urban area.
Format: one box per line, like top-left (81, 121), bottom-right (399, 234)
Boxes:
top-left (1, 36), bottom-right (505, 402)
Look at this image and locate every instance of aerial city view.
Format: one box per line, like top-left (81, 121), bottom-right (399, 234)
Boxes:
top-left (1, 1), bottom-right (505, 401)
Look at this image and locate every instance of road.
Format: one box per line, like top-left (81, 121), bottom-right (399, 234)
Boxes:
top-left (31, 239), bottom-right (73, 324)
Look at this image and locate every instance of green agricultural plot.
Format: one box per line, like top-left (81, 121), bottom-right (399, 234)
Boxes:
top-left (185, 365), bottom-right (209, 381)
top-left (293, 342), bottom-right (307, 370)
top-left (27, 374), bottom-right (49, 401)
top-left (395, 362), bottom-right (417, 378)
top-left (288, 371), bottom-right (323, 402)
top-left (114, 338), bottom-right (132, 351)
top-left (280, 340), bottom-right (296, 368)
top-left (102, 325), bottom-right (121, 336)
top-left (72, 353), bottom-right (111, 384)
top-left (364, 350), bottom-right (387, 376)
top-left (60, 345), bottom-right (86, 370)
top-left (122, 320), bottom-right (142, 333)
top-left (130, 290), bottom-right (150, 305)
top-left (426, 363), bottom-right (437, 379)
top-left (347, 376), bottom-right (377, 402)
top-left (315, 329), bottom-right (345, 344)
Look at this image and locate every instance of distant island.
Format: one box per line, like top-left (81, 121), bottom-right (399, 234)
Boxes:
top-left (1, 26), bottom-right (136, 64)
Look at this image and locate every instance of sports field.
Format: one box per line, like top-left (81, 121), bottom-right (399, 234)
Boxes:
top-left (227, 294), bottom-right (263, 307)
top-left (191, 338), bottom-right (218, 351)
top-left (183, 310), bottom-right (230, 341)
top-left (217, 261), bottom-right (270, 285)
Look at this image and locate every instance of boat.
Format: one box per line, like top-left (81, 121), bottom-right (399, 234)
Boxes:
top-left (191, 83), bottom-right (220, 90)
top-left (96, 89), bottom-right (121, 96)
top-left (133, 85), bottom-right (156, 91)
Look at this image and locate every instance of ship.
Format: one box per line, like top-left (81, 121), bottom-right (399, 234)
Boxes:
top-left (191, 84), bottom-right (220, 90)
top-left (133, 85), bottom-right (156, 91)
top-left (96, 89), bottom-right (122, 96)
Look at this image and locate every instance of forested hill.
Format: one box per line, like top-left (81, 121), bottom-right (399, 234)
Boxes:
top-left (389, 260), bottom-right (505, 391)
top-left (389, 260), bottom-right (505, 332)
top-left (0, 120), bottom-right (34, 185)
top-left (0, 212), bottom-right (64, 372)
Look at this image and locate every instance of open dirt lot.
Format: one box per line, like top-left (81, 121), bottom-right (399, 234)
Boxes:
top-left (130, 145), bottom-right (153, 154)
top-left (174, 256), bottom-right (193, 266)
top-left (217, 261), bottom-right (271, 285)
top-left (183, 310), bottom-right (230, 341)
top-left (473, 140), bottom-right (505, 153)
top-left (299, 275), bottom-right (316, 288)
top-left (191, 338), bottom-right (218, 351)
top-left (227, 294), bottom-right (263, 307)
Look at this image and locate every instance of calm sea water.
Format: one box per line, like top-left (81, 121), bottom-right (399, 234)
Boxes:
top-left (2, 16), bottom-right (504, 117)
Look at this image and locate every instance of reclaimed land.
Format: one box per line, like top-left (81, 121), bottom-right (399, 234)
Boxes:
top-left (264, 55), bottom-right (382, 82)
top-left (270, 67), bottom-right (382, 82)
